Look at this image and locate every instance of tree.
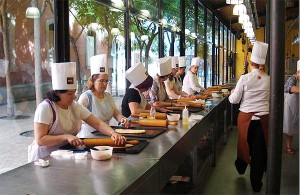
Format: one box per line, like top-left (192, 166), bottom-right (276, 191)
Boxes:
top-left (0, 0), bottom-right (13, 118)
top-left (69, 0), bottom-right (124, 94)
top-left (30, 0), bottom-right (50, 106)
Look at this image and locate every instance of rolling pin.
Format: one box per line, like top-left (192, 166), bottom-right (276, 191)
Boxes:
top-left (139, 112), bottom-right (167, 119)
top-left (185, 102), bottom-right (203, 108)
top-left (177, 98), bottom-right (196, 102)
top-left (131, 119), bottom-right (168, 127)
top-left (82, 138), bottom-right (139, 147)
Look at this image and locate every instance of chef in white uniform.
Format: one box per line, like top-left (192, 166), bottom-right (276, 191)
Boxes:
top-left (164, 56), bottom-right (189, 99)
top-left (182, 57), bottom-right (207, 95)
top-left (28, 62), bottom-right (125, 162)
top-left (283, 60), bottom-right (300, 155)
top-left (175, 56), bottom-right (187, 91)
top-left (149, 57), bottom-right (177, 108)
top-left (121, 63), bottom-right (154, 117)
top-left (229, 41), bottom-right (269, 192)
top-left (77, 54), bottom-right (129, 138)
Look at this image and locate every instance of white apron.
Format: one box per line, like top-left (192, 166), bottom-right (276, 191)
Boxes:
top-left (77, 91), bottom-right (115, 138)
top-left (283, 92), bottom-right (299, 135)
top-left (28, 101), bottom-right (81, 162)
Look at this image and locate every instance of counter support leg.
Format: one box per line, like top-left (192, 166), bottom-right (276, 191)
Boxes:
top-left (191, 146), bottom-right (198, 186)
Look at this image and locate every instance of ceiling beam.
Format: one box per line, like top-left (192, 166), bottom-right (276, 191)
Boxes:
top-left (198, 0), bottom-right (234, 32)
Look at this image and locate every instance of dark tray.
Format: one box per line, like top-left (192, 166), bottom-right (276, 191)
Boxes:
top-left (167, 106), bottom-right (203, 114)
top-left (59, 139), bottom-right (149, 154)
top-left (113, 139), bottom-right (149, 154)
top-left (92, 126), bottom-right (166, 138)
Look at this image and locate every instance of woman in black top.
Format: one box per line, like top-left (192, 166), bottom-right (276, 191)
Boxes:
top-left (122, 63), bottom-right (153, 118)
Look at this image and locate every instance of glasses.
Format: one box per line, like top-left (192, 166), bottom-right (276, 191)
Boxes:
top-left (96, 79), bottom-right (110, 84)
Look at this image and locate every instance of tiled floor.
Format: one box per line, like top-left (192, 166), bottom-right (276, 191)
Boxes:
top-left (196, 128), bottom-right (299, 194)
top-left (0, 100), bottom-right (298, 194)
top-left (164, 127), bottom-right (299, 194)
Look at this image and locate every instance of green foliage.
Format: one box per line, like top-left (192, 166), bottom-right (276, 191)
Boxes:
top-left (69, 0), bottom-right (124, 35)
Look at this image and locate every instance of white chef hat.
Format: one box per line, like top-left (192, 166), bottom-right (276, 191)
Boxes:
top-left (171, 56), bottom-right (179, 69)
top-left (51, 62), bottom-right (76, 90)
top-left (126, 62), bottom-right (153, 89)
top-left (297, 60), bottom-right (300, 71)
top-left (90, 54), bottom-right (108, 75)
top-left (191, 57), bottom-right (200, 66)
top-left (178, 56), bottom-right (186, 68)
top-left (250, 41), bottom-right (268, 65)
top-left (157, 57), bottom-right (172, 76)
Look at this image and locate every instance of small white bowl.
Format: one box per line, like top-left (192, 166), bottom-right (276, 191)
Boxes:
top-left (221, 89), bottom-right (228, 93)
top-left (167, 113), bottom-right (181, 122)
top-left (212, 91), bottom-right (223, 98)
top-left (90, 146), bottom-right (113, 161)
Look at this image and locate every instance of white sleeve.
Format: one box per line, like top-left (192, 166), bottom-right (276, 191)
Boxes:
top-left (229, 75), bottom-right (245, 104)
top-left (34, 102), bottom-right (52, 125)
top-left (78, 93), bottom-right (89, 108)
top-left (188, 72), bottom-right (201, 92)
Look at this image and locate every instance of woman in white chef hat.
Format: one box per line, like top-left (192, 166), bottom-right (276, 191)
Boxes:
top-left (283, 60), bottom-right (299, 155)
top-left (121, 62), bottom-right (154, 117)
top-left (149, 57), bottom-right (181, 109)
top-left (174, 56), bottom-right (187, 91)
top-left (229, 41), bottom-right (269, 192)
top-left (164, 56), bottom-right (189, 99)
top-left (182, 57), bottom-right (207, 95)
top-left (28, 62), bottom-right (125, 162)
top-left (77, 54), bottom-right (129, 138)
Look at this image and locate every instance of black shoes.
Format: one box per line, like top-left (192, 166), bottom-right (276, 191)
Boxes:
top-left (235, 157), bottom-right (248, 175)
top-left (251, 181), bottom-right (263, 192)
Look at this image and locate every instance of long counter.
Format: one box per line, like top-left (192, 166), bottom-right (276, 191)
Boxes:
top-left (0, 97), bottom-right (230, 194)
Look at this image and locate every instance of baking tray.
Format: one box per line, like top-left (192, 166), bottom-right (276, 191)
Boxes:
top-left (59, 139), bottom-right (149, 154)
top-left (91, 126), bottom-right (166, 138)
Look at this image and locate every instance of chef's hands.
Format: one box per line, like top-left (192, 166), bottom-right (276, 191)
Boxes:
top-left (120, 117), bottom-right (130, 128)
top-left (66, 134), bottom-right (84, 146)
top-left (111, 132), bottom-right (126, 145)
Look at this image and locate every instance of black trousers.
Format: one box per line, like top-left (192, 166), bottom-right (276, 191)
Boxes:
top-left (248, 120), bottom-right (267, 189)
top-left (235, 119), bottom-right (267, 191)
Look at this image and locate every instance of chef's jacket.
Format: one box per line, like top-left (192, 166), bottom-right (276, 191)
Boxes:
top-left (182, 70), bottom-right (205, 95)
top-left (229, 69), bottom-right (270, 118)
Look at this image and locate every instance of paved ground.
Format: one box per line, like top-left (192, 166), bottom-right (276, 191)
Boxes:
top-left (0, 100), bottom-right (36, 174)
top-left (0, 98), bottom-right (122, 174)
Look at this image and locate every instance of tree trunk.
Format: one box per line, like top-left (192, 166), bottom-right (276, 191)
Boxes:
top-left (33, 0), bottom-right (43, 105)
top-left (70, 36), bottom-right (82, 95)
top-left (1, 0), bottom-right (14, 118)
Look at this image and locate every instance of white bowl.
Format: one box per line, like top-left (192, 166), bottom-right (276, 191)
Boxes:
top-left (167, 113), bottom-right (181, 122)
top-left (212, 91), bottom-right (223, 98)
top-left (221, 89), bottom-right (228, 93)
top-left (90, 146), bottom-right (113, 161)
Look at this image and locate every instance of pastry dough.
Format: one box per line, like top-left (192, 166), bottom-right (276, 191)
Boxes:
top-left (115, 129), bottom-right (146, 134)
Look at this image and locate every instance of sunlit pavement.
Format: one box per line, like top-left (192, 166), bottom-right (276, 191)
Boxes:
top-left (0, 100), bottom-right (36, 174)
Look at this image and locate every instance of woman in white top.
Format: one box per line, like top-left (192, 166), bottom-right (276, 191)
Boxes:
top-left (182, 57), bottom-right (207, 95)
top-left (165, 56), bottom-right (189, 99)
top-left (28, 62), bottom-right (125, 162)
top-left (229, 41), bottom-right (269, 192)
top-left (78, 55), bottom-right (129, 138)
